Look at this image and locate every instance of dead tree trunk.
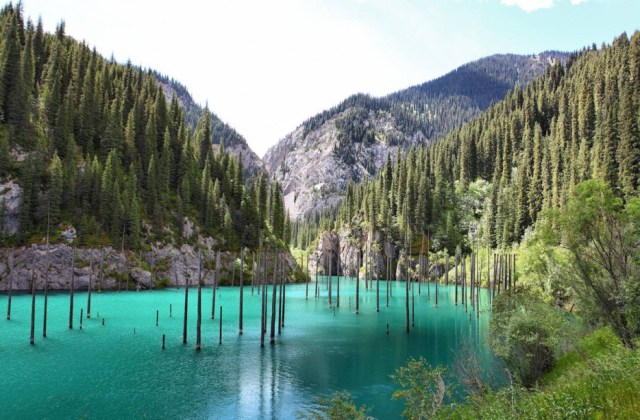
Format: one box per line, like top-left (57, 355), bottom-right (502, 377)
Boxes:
top-left (30, 271), bottom-right (36, 345)
top-left (405, 253), bottom-right (410, 333)
top-left (87, 258), bottom-right (93, 319)
top-left (196, 251), bottom-right (203, 351)
top-left (239, 248), bottom-right (244, 335)
top-left (183, 264), bottom-right (189, 344)
top-left (278, 255), bottom-right (283, 335)
top-left (260, 252), bottom-right (266, 348)
top-left (305, 250), bottom-right (309, 300)
top-left (6, 249), bottom-right (13, 320)
top-left (455, 252), bottom-right (459, 305)
top-left (356, 251), bottom-right (360, 314)
top-left (281, 255), bottom-right (286, 328)
top-left (270, 253), bottom-right (277, 343)
top-left (212, 251), bottom-right (220, 319)
top-left (69, 246), bottom-right (75, 329)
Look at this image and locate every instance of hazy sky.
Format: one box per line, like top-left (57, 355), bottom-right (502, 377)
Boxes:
top-left (20, 0), bottom-right (640, 157)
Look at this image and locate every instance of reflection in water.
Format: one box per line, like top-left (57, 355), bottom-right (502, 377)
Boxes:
top-left (1, 278), bottom-right (501, 419)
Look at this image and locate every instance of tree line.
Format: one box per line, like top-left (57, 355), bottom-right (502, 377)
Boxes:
top-left (305, 31), bottom-right (639, 255)
top-left (0, 3), bottom-right (290, 251)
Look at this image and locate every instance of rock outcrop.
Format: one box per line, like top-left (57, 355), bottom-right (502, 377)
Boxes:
top-left (264, 108), bottom-right (419, 219)
top-left (0, 179), bottom-right (21, 236)
top-left (308, 227), bottom-right (406, 281)
top-left (0, 242), bottom-right (299, 291)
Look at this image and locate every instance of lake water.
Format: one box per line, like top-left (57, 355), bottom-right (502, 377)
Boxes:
top-left (1, 277), bottom-right (499, 419)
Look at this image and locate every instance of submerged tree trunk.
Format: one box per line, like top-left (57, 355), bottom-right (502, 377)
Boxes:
top-left (212, 251), bottom-right (220, 319)
top-left (270, 253), bottom-right (277, 343)
top-left (315, 256), bottom-right (319, 298)
top-left (98, 251), bottom-right (104, 292)
top-left (183, 266), bottom-right (189, 344)
top-left (328, 249), bottom-right (332, 306)
top-left (30, 270), bottom-right (36, 345)
top-left (376, 261), bottom-right (380, 313)
top-left (87, 258), bottom-right (93, 319)
top-left (219, 306), bottom-right (223, 345)
top-left (406, 255), bottom-right (410, 333)
top-left (386, 256), bottom-right (390, 307)
top-left (305, 250), bottom-right (309, 300)
top-left (356, 251), bottom-right (360, 314)
top-left (336, 252), bottom-right (341, 308)
top-left (239, 248), bottom-right (244, 335)
top-left (260, 252), bottom-right (266, 348)
top-left (69, 246), bottom-right (75, 329)
top-left (282, 255), bottom-right (286, 328)
top-left (278, 255), bottom-right (283, 335)
top-left (6, 249), bottom-right (13, 320)
top-left (196, 251), bottom-right (202, 351)
top-left (455, 252), bottom-right (459, 305)
top-left (43, 266), bottom-right (48, 337)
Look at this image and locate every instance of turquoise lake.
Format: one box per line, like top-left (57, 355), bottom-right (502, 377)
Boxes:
top-left (1, 278), bottom-right (499, 419)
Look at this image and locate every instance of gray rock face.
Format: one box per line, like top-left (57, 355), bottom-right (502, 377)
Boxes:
top-left (0, 180), bottom-right (22, 236)
top-left (308, 227), bottom-right (398, 280)
top-left (0, 241), bottom-right (298, 291)
top-left (264, 107), bottom-right (419, 219)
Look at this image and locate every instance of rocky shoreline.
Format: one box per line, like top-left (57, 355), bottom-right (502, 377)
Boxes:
top-left (0, 242), bottom-right (297, 292)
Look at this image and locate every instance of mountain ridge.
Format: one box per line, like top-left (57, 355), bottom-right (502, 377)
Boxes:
top-left (264, 51), bottom-right (567, 219)
top-left (154, 72), bottom-right (264, 177)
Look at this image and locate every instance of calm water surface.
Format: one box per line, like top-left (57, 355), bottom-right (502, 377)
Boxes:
top-left (1, 278), bottom-right (499, 419)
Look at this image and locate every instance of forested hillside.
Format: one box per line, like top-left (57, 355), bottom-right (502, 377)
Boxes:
top-left (265, 52), bottom-right (564, 219)
top-left (294, 32), bottom-right (640, 251)
top-left (0, 4), bottom-right (289, 251)
top-left (154, 72), bottom-right (264, 177)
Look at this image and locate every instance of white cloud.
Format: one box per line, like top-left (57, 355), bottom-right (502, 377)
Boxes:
top-left (501, 0), bottom-right (555, 12)
top-left (571, 0), bottom-right (588, 5)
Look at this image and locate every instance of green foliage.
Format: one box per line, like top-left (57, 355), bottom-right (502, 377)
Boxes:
top-left (515, 231), bottom-right (574, 307)
top-left (539, 180), bottom-right (640, 348)
top-left (299, 391), bottom-right (369, 420)
top-left (0, 128), bottom-right (11, 176)
top-left (305, 31), bottom-right (640, 259)
top-left (154, 275), bottom-right (171, 289)
top-left (439, 328), bottom-right (640, 419)
top-left (391, 357), bottom-right (449, 419)
top-left (0, 5), bottom-right (288, 252)
top-left (489, 290), bottom-right (573, 388)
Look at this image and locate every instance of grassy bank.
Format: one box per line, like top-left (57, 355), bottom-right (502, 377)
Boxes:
top-left (440, 327), bottom-right (640, 419)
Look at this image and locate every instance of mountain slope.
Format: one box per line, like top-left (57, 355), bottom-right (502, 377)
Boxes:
top-left (0, 5), bottom-right (287, 251)
top-left (326, 31), bottom-right (640, 253)
top-left (154, 73), bottom-right (264, 177)
top-left (264, 52), bottom-right (566, 219)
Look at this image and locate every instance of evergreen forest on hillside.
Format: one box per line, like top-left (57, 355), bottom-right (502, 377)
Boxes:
top-left (0, 3), bottom-right (290, 251)
top-left (294, 32), bottom-right (640, 252)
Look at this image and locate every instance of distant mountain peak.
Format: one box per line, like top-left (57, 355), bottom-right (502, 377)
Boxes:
top-left (265, 51), bottom-right (568, 219)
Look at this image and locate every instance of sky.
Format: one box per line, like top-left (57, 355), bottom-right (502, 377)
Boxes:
top-left (19, 0), bottom-right (640, 157)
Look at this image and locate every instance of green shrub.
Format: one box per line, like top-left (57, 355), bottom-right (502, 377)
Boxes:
top-left (155, 276), bottom-right (171, 289)
top-left (489, 289), bottom-right (573, 387)
top-left (299, 391), bottom-right (369, 420)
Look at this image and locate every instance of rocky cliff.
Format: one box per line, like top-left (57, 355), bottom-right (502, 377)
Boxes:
top-left (264, 107), bottom-right (423, 219)
top-left (264, 52), bottom-right (566, 219)
top-left (0, 241), bottom-right (298, 292)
